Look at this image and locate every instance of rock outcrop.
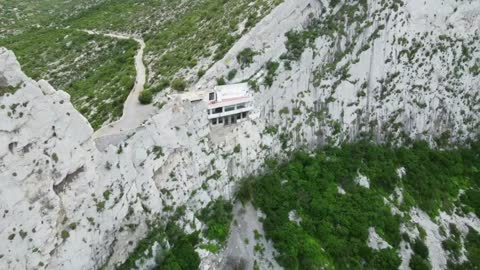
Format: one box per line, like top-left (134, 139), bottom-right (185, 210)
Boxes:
top-left (1, 0), bottom-right (479, 269)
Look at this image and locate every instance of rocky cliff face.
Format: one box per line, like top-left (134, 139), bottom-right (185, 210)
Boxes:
top-left (0, 0), bottom-right (479, 269)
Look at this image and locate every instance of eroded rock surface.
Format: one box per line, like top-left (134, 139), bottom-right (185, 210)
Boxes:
top-left (1, 0), bottom-right (479, 268)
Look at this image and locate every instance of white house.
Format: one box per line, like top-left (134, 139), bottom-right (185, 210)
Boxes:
top-left (175, 82), bottom-right (253, 126)
top-left (206, 83), bottom-right (253, 126)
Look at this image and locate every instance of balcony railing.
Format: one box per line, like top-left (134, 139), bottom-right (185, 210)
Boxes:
top-left (207, 106), bottom-right (253, 120)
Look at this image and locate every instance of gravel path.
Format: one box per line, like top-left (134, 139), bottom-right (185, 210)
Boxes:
top-left (79, 30), bottom-right (155, 140)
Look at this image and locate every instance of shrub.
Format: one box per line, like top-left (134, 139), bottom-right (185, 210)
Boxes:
top-left (0, 85), bottom-right (20, 97)
top-left (149, 78), bottom-right (170, 94)
top-left (248, 80), bottom-right (260, 92)
top-left (197, 199), bottom-right (233, 244)
top-left (138, 90), bottom-right (153, 104)
top-left (19, 230), bottom-right (27, 239)
top-left (103, 190), bottom-right (111, 200)
top-left (227, 69), bottom-right (237, 80)
top-left (237, 48), bottom-right (257, 68)
top-left (263, 61), bottom-right (280, 87)
top-left (171, 78), bottom-right (187, 91)
top-left (279, 107), bottom-right (289, 115)
top-left (233, 144), bottom-right (241, 153)
top-left (61, 230), bottom-right (70, 240)
top-left (409, 255), bottom-right (431, 270)
top-left (153, 145), bottom-right (164, 159)
top-left (412, 239), bottom-right (429, 259)
top-left (197, 69), bottom-right (206, 78)
top-left (216, 77), bottom-right (226, 85)
top-left (158, 232), bottom-right (200, 270)
top-left (51, 153), bottom-right (59, 163)
top-left (264, 125), bottom-right (278, 135)
top-left (96, 201), bottom-right (105, 212)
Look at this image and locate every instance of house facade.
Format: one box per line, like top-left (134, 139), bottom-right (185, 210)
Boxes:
top-left (206, 83), bottom-right (253, 126)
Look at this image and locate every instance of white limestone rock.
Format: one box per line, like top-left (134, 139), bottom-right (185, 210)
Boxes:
top-left (367, 227), bottom-right (392, 250)
top-left (1, 0), bottom-right (480, 268)
top-left (355, 173), bottom-right (370, 189)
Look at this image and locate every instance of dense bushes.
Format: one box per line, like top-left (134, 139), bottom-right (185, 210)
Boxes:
top-left (117, 221), bottom-right (200, 270)
top-left (237, 141), bottom-right (480, 269)
top-left (410, 239), bottom-right (431, 270)
top-left (197, 198), bottom-right (233, 245)
top-left (156, 226), bottom-right (200, 270)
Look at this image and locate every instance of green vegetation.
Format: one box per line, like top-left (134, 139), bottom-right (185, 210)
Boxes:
top-left (61, 230), bottom-right (70, 240)
top-left (51, 153), bottom-right (59, 163)
top-left (464, 229), bottom-right (480, 268)
top-left (152, 145), bottom-right (165, 159)
top-left (2, 0), bottom-right (282, 129)
top-left (0, 84), bottom-right (21, 96)
top-left (103, 190), bottom-right (112, 201)
top-left (264, 125), bottom-right (279, 135)
top-left (0, 29), bottom-right (137, 129)
top-left (410, 239), bottom-right (431, 270)
top-left (199, 242), bottom-right (222, 253)
top-left (197, 198), bottom-right (233, 245)
top-left (68, 223), bottom-right (77, 230)
top-left (227, 69), bottom-right (237, 80)
top-left (0, 0), bottom-right (97, 35)
top-left (264, 61), bottom-right (279, 87)
top-left (233, 144), bottom-right (241, 153)
top-left (139, 90), bottom-right (153, 104)
top-left (118, 219), bottom-right (200, 270)
top-left (19, 230), bottom-right (27, 239)
top-left (157, 229), bottom-right (200, 270)
top-left (216, 77), bottom-right (226, 86)
top-left (248, 79), bottom-right (260, 92)
top-left (237, 141), bottom-right (480, 269)
top-left (171, 78), bottom-right (187, 91)
top-left (64, 0), bottom-right (280, 78)
top-left (237, 48), bottom-right (257, 68)
top-left (279, 107), bottom-right (289, 115)
top-left (96, 201), bottom-right (106, 212)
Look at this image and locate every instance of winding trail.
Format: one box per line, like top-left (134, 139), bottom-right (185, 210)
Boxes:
top-left (80, 30), bottom-right (155, 140)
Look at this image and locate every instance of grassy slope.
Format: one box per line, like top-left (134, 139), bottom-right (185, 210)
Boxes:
top-left (0, 0), bottom-right (104, 35)
top-left (1, 0), bottom-right (283, 129)
top-left (0, 29), bottom-right (137, 129)
top-left (64, 0), bottom-right (283, 78)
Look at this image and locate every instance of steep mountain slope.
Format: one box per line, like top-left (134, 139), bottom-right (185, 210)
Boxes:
top-left (0, 0), bottom-right (479, 269)
top-left (199, 0), bottom-right (480, 146)
top-left (1, 0), bottom-right (282, 129)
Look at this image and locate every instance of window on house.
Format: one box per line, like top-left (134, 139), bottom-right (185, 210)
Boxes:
top-left (214, 107), bottom-right (223, 114)
top-left (225, 106), bottom-right (235, 112)
top-left (218, 117), bottom-right (223, 124)
top-left (236, 103), bottom-right (246, 110)
top-left (212, 118), bottom-right (217, 125)
top-left (237, 113), bottom-right (241, 120)
top-left (242, 112), bottom-right (247, 118)
top-left (225, 117), bottom-right (229, 125)
top-left (209, 92), bottom-right (215, 101)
